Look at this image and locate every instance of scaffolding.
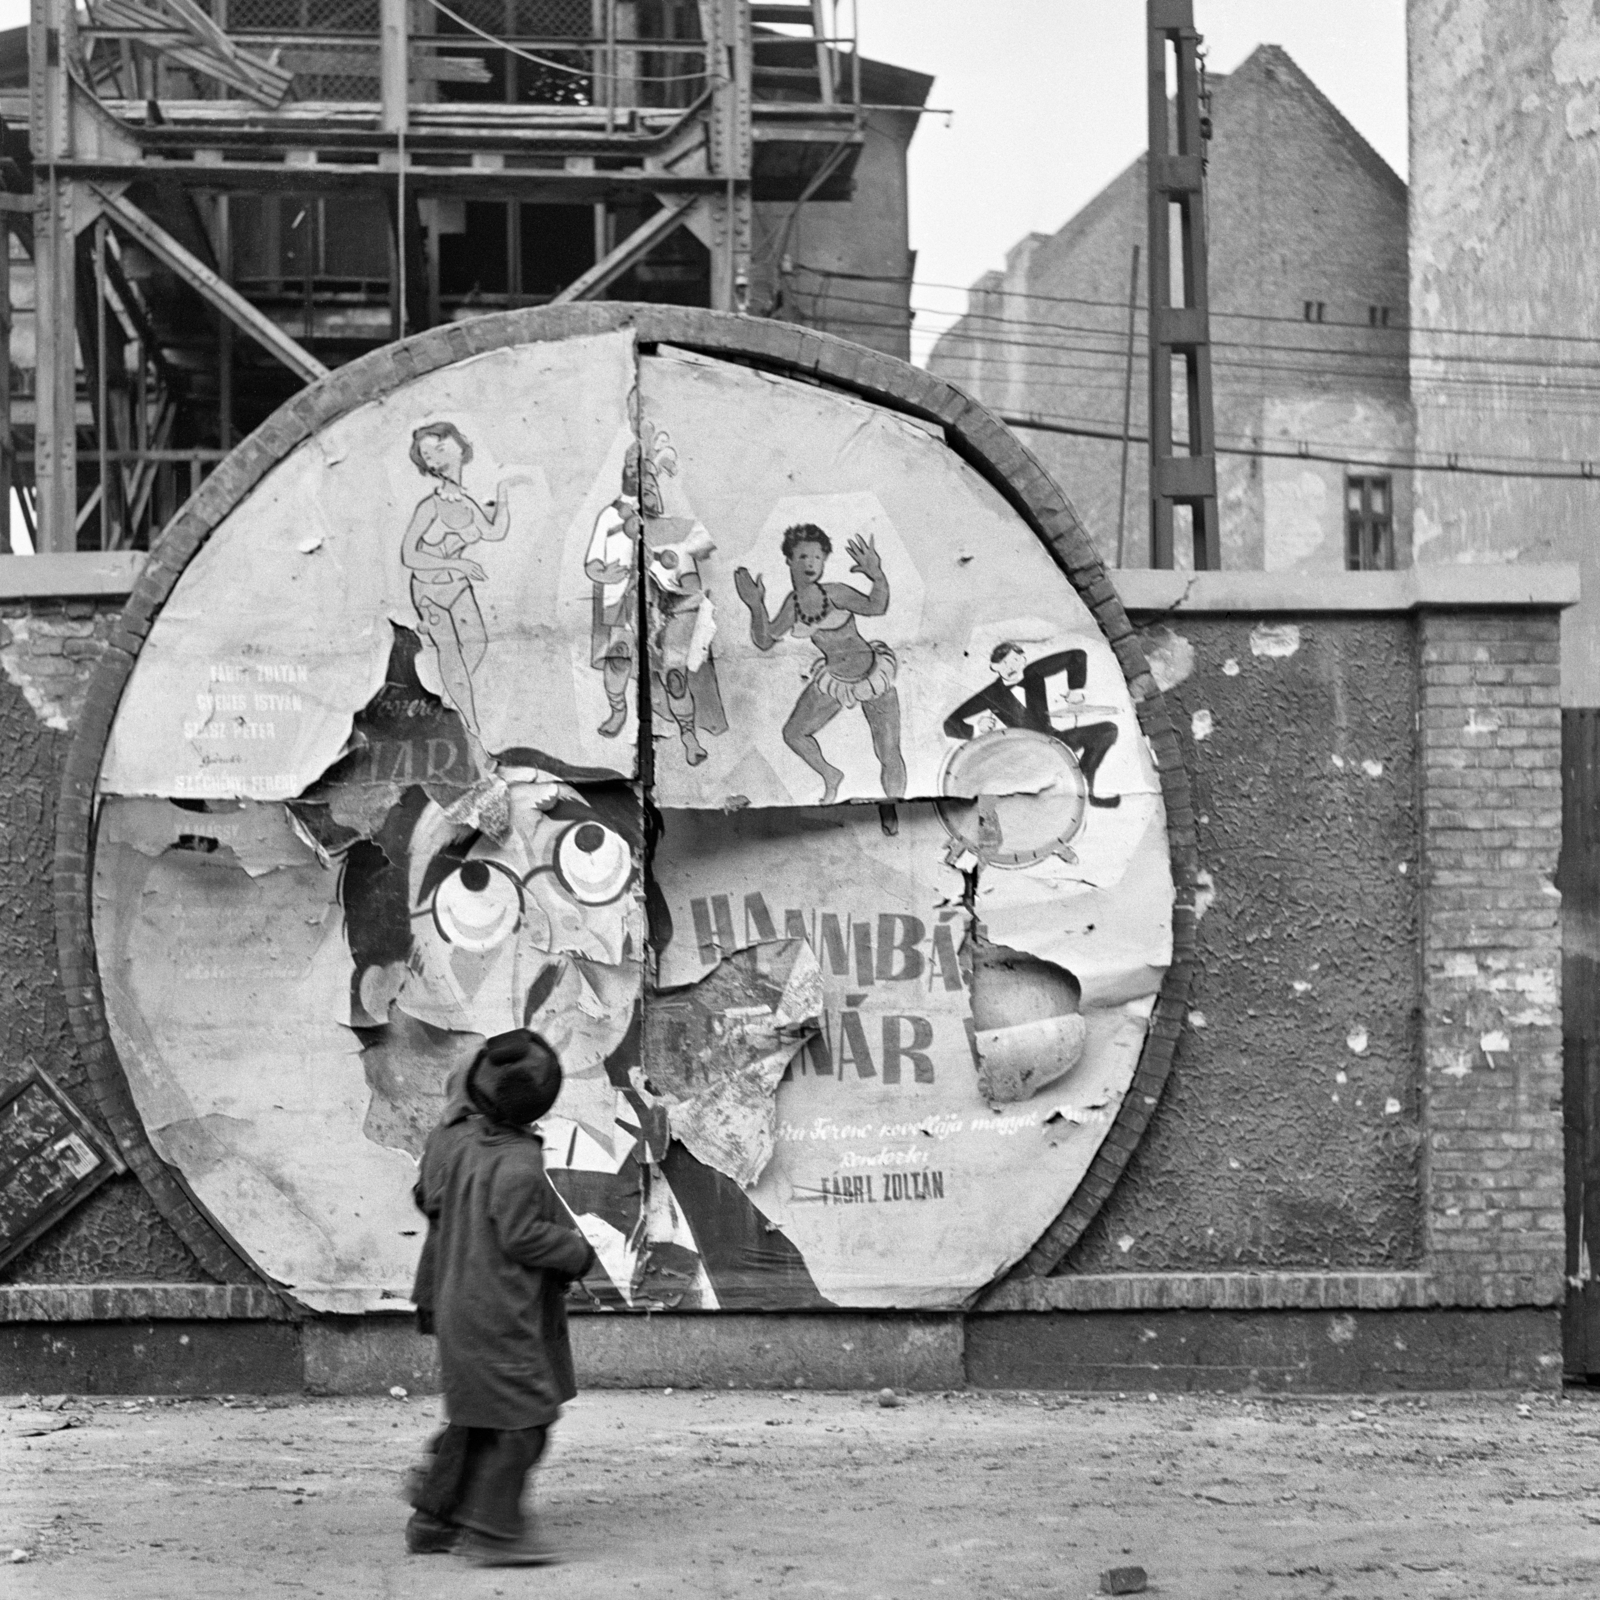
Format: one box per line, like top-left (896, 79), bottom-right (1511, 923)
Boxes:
top-left (7, 0), bottom-right (894, 553)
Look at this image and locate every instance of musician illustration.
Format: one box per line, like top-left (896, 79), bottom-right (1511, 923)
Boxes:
top-left (944, 641), bottom-right (1121, 808)
top-left (733, 523), bottom-right (907, 804)
top-left (585, 450), bottom-right (643, 741)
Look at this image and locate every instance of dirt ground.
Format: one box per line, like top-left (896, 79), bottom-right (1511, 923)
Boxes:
top-left (3, 1386), bottom-right (1599, 1599)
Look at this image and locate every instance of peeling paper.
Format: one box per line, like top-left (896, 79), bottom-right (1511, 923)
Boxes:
top-left (99, 332), bottom-right (638, 801)
top-left (975, 1013), bottom-right (1087, 1104)
top-left (642, 939), bottom-right (822, 1189)
top-left (639, 349), bottom-right (1157, 812)
top-left (93, 798), bottom-right (416, 1313)
top-left (645, 800), bottom-right (1162, 1308)
top-left (975, 807), bottom-right (1174, 1008)
top-left (96, 796), bottom-right (320, 878)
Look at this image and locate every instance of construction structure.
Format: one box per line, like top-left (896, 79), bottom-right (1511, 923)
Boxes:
top-left (0, 0), bottom-right (929, 556)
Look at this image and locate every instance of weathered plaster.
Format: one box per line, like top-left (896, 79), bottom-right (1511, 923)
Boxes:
top-left (1068, 615), bottom-right (1423, 1272)
top-left (0, 612), bottom-right (209, 1286)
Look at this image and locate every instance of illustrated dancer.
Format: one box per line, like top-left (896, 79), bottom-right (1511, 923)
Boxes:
top-left (403, 422), bottom-right (519, 735)
top-left (733, 523), bottom-right (906, 803)
top-left (584, 451), bottom-right (642, 740)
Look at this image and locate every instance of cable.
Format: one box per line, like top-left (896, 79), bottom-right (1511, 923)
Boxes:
top-left (794, 287), bottom-right (1600, 402)
top-left (791, 272), bottom-right (1600, 375)
top-left (901, 273), bottom-right (1600, 350)
top-left (773, 305), bottom-right (1600, 478)
top-left (999, 410), bottom-right (1600, 482)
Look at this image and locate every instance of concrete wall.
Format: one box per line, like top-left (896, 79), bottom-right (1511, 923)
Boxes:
top-left (928, 46), bottom-right (1412, 573)
top-left (0, 575), bottom-right (208, 1287)
top-left (1409, 0), bottom-right (1600, 706)
top-left (1066, 612), bottom-right (1424, 1274)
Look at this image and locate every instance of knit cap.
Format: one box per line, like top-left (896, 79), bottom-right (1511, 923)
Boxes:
top-left (468, 1029), bottom-right (563, 1126)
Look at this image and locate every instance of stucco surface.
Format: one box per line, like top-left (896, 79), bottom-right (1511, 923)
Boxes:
top-left (0, 609), bottom-right (207, 1286)
top-left (1069, 614), bottom-right (1424, 1272)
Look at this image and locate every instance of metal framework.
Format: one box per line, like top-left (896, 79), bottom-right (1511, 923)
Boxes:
top-left (10, 0), bottom-right (872, 553)
top-left (1146, 0), bottom-right (1218, 571)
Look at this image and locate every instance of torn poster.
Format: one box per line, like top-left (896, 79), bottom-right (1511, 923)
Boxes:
top-left (99, 330), bottom-right (638, 800)
top-left (643, 938), bottom-right (822, 1189)
top-left (639, 802), bottom-right (1137, 1307)
top-left (638, 348), bottom-right (1159, 814)
top-left (85, 324), bottom-right (1174, 1314)
top-left (93, 797), bottom-right (417, 1314)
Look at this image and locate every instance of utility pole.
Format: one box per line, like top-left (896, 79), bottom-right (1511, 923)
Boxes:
top-left (1146, 0), bottom-right (1219, 570)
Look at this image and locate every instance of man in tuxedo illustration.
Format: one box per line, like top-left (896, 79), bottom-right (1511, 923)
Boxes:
top-left (943, 641), bottom-right (1121, 808)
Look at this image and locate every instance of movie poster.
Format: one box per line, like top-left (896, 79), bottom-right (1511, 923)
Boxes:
top-left (89, 333), bottom-right (1171, 1312)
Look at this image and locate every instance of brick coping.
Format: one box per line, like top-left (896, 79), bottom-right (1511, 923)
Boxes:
top-left (1114, 565), bottom-right (1580, 614)
top-left (0, 1272), bottom-right (1562, 1322)
top-left (0, 551), bottom-right (147, 597)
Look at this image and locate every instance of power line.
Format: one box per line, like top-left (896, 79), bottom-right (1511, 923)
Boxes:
top-left (794, 280), bottom-right (1600, 378)
top-left (771, 305), bottom-right (1600, 479)
top-left (898, 273), bottom-right (1600, 350)
top-left (999, 410), bottom-right (1600, 483)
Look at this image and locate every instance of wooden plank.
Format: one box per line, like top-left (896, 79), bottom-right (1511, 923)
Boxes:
top-left (0, 1062), bottom-right (125, 1272)
top-left (91, 185), bottom-right (329, 385)
top-left (92, 0), bottom-right (293, 107)
top-left (1562, 709), bottom-right (1600, 1375)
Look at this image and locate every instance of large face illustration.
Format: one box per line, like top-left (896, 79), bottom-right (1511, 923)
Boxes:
top-left (340, 762), bottom-right (644, 1157)
top-left (83, 326), bottom-right (1174, 1314)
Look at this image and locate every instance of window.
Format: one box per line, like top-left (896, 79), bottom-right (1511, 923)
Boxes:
top-left (1368, 304), bottom-right (1392, 327)
top-left (1303, 300), bottom-right (1325, 323)
top-left (1346, 475), bottom-right (1394, 570)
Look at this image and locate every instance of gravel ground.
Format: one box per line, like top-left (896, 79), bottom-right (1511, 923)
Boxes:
top-left (3, 1386), bottom-right (1600, 1598)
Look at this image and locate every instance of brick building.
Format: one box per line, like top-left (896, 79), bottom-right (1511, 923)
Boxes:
top-left (927, 45), bottom-right (1411, 575)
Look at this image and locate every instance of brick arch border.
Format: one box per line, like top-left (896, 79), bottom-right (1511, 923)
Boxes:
top-left (55, 305), bottom-right (1197, 1302)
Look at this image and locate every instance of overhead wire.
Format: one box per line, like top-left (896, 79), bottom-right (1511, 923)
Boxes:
top-left (778, 298), bottom-right (1600, 480)
top-left (784, 282), bottom-right (1600, 405)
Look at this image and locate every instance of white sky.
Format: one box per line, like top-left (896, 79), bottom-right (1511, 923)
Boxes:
top-left (854, 1), bottom-right (1409, 360)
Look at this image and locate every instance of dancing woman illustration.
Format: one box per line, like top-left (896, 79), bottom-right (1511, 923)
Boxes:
top-left (402, 422), bottom-right (520, 734)
top-left (733, 523), bottom-right (907, 803)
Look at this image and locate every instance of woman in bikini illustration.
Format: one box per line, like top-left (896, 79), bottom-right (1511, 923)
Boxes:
top-left (733, 523), bottom-right (907, 803)
top-left (402, 422), bottom-right (520, 734)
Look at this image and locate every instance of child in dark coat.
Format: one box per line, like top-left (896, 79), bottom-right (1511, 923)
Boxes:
top-left (405, 1030), bottom-right (597, 1567)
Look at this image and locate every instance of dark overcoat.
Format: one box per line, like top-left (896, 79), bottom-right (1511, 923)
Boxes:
top-left (413, 1084), bottom-right (596, 1430)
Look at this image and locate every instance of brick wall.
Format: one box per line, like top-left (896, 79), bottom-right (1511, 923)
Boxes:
top-left (1420, 611), bottom-right (1565, 1304)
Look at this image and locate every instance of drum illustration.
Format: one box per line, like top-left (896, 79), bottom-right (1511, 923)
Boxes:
top-left (936, 727), bottom-right (1090, 869)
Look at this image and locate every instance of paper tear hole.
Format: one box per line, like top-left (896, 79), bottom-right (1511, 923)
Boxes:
top-left (970, 938), bottom-right (1083, 1104)
top-left (172, 834), bottom-right (221, 855)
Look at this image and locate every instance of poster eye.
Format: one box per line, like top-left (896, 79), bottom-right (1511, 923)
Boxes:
top-left (430, 858), bottom-right (524, 950)
top-left (555, 821), bottom-right (633, 905)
